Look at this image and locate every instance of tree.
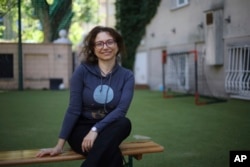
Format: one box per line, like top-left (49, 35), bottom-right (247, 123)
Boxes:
top-left (31, 0), bottom-right (74, 43)
top-left (115, 0), bottom-right (161, 70)
top-left (0, 0), bottom-right (99, 45)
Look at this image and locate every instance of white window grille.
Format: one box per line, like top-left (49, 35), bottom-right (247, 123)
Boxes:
top-left (171, 0), bottom-right (189, 9)
top-left (225, 45), bottom-right (250, 99)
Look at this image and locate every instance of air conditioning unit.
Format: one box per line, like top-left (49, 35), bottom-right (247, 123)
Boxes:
top-left (205, 8), bottom-right (224, 65)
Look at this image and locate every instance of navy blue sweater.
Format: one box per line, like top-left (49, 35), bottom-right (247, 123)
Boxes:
top-left (59, 62), bottom-right (135, 140)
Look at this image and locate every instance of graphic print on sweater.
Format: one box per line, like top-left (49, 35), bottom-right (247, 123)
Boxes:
top-left (92, 84), bottom-right (114, 119)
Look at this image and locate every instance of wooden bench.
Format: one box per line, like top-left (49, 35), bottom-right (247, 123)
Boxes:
top-left (0, 140), bottom-right (164, 167)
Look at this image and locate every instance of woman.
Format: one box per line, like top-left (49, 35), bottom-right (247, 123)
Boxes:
top-left (36, 26), bottom-right (135, 167)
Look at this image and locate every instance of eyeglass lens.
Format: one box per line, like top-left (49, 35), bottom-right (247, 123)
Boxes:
top-left (95, 39), bottom-right (115, 48)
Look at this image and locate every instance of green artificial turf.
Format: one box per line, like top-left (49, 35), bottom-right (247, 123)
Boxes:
top-left (0, 90), bottom-right (250, 167)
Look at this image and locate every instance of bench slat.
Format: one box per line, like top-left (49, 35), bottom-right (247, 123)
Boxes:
top-left (121, 141), bottom-right (164, 156)
top-left (0, 150), bottom-right (85, 166)
top-left (0, 141), bottom-right (164, 166)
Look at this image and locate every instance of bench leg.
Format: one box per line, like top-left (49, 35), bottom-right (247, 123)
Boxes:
top-left (123, 156), bottom-right (133, 167)
top-left (128, 156), bottom-right (133, 167)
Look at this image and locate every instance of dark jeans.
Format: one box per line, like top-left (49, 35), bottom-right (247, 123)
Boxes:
top-left (67, 117), bottom-right (132, 167)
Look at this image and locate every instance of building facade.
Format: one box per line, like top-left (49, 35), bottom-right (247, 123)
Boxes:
top-left (135, 0), bottom-right (250, 100)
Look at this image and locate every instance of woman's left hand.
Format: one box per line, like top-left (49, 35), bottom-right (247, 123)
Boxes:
top-left (82, 131), bottom-right (98, 152)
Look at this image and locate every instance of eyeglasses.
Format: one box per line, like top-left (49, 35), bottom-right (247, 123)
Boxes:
top-left (94, 39), bottom-right (116, 49)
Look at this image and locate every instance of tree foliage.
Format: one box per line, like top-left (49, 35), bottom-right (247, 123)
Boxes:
top-left (115, 0), bottom-right (161, 70)
top-left (0, 0), bottom-right (17, 16)
top-left (69, 0), bottom-right (99, 47)
top-left (72, 0), bottom-right (99, 24)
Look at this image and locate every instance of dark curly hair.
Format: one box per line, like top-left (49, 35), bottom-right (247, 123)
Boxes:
top-left (81, 26), bottom-right (126, 64)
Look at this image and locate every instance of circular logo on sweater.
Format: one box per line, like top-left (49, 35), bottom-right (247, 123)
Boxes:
top-left (93, 85), bottom-right (114, 104)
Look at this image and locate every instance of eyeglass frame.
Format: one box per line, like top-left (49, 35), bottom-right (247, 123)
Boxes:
top-left (94, 39), bottom-right (116, 49)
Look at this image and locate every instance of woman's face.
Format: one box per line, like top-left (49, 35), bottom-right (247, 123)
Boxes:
top-left (94, 32), bottom-right (118, 62)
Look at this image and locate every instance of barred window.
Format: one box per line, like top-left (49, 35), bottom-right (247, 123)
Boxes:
top-left (225, 45), bottom-right (250, 98)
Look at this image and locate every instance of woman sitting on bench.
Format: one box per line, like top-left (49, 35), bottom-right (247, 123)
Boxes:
top-left (36, 26), bottom-right (135, 167)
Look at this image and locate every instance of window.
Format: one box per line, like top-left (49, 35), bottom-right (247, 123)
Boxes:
top-left (225, 45), bottom-right (250, 98)
top-left (206, 13), bottom-right (213, 25)
top-left (166, 53), bottom-right (189, 91)
top-left (171, 0), bottom-right (189, 9)
top-left (0, 54), bottom-right (14, 78)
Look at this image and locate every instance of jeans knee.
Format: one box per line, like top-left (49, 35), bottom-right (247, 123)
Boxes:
top-left (117, 117), bottom-right (132, 134)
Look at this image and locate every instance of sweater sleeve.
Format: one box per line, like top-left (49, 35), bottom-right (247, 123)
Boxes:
top-left (59, 65), bottom-right (84, 140)
top-left (94, 70), bottom-right (135, 132)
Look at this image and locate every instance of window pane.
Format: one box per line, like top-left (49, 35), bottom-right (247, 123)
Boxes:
top-left (178, 0), bottom-right (185, 4)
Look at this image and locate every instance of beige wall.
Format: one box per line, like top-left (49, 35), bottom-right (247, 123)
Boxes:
top-left (0, 43), bottom-right (72, 90)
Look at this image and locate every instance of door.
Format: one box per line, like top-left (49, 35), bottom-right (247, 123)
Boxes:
top-left (134, 52), bottom-right (148, 85)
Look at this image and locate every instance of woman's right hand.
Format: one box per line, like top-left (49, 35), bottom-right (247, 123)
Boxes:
top-left (36, 146), bottom-right (63, 157)
top-left (36, 138), bottom-right (65, 157)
